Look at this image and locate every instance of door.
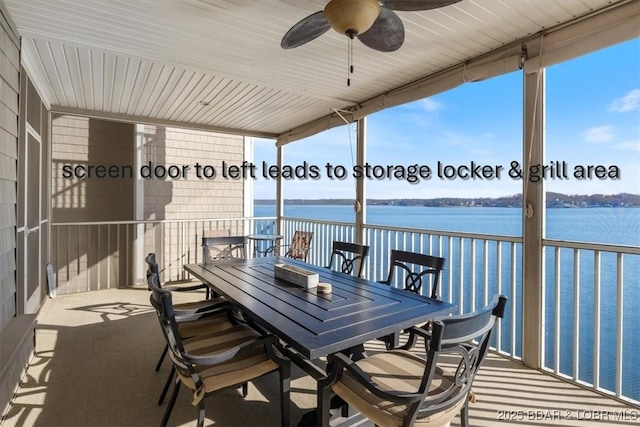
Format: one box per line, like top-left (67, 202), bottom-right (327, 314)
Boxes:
top-left (24, 131), bottom-right (42, 313)
top-left (17, 73), bottom-right (47, 314)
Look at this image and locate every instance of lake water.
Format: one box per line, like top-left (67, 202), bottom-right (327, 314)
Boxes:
top-left (254, 204), bottom-right (640, 401)
top-left (256, 204), bottom-right (640, 246)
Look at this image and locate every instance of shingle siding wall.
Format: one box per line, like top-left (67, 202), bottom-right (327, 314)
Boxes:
top-left (142, 126), bottom-right (245, 281)
top-left (0, 6), bottom-right (35, 418)
top-left (0, 6), bottom-right (20, 331)
top-left (51, 115), bottom-right (134, 222)
top-left (143, 125), bottom-right (245, 220)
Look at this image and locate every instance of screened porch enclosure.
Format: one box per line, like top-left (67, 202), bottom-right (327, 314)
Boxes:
top-left (1, 0), bottom-right (639, 424)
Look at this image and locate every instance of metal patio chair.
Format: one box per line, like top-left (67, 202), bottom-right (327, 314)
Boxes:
top-left (283, 231), bottom-right (313, 261)
top-left (318, 295), bottom-right (508, 427)
top-left (145, 252), bottom-right (212, 297)
top-left (146, 272), bottom-right (240, 406)
top-left (325, 241), bottom-right (370, 278)
top-left (145, 254), bottom-right (229, 372)
top-left (202, 235), bottom-right (248, 263)
top-left (382, 250), bottom-right (446, 298)
top-left (148, 273), bottom-right (291, 427)
top-left (379, 250), bottom-right (446, 350)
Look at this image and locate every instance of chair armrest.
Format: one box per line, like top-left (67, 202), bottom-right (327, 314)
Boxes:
top-left (328, 353), bottom-right (423, 403)
top-left (408, 324), bottom-right (432, 339)
top-left (261, 245), bottom-right (277, 256)
top-left (174, 301), bottom-right (232, 322)
top-left (278, 244), bottom-right (291, 254)
top-left (183, 334), bottom-right (277, 366)
top-left (165, 283), bottom-right (209, 293)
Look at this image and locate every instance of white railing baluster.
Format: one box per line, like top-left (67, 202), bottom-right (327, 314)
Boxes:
top-left (381, 229), bottom-right (386, 280)
top-left (459, 238), bottom-right (465, 314)
top-left (495, 241), bottom-right (502, 352)
top-left (511, 242), bottom-right (516, 357)
top-left (483, 240), bottom-right (489, 308)
top-left (107, 225), bottom-right (111, 288)
top-left (97, 226), bottom-right (101, 290)
top-left (554, 247), bottom-right (561, 374)
top-left (616, 253), bottom-right (623, 398)
top-left (448, 236), bottom-right (453, 304)
top-left (593, 250), bottom-right (601, 390)
top-left (573, 249), bottom-right (580, 382)
top-left (181, 221), bottom-right (186, 278)
top-left (83, 226), bottom-right (87, 290)
top-left (471, 238), bottom-right (476, 311)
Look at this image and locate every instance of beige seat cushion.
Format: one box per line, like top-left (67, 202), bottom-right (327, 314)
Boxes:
top-left (177, 312), bottom-right (235, 338)
top-left (177, 324), bottom-right (278, 394)
top-left (174, 296), bottom-right (226, 312)
top-left (332, 350), bottom-right (464, 427)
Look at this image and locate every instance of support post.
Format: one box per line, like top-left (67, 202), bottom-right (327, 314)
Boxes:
top-left (243, 136), bottom-right (254, 236)
top-left (522, 67), bottom-right (546, 369)
top-left (134, 124), bottom-right (145, 286)
top-left (275, 145), bottom-right (284, 253)
top-left (355, 118), bottom-right (366, 246)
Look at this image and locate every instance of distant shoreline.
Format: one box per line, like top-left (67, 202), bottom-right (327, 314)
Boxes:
top-left (255, 192), bottom-right (640, 208)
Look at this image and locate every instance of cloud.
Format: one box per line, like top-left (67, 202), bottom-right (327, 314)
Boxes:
top-left (398, 97), bottom-right (442, 113)
top-left (582, 125), bottom-right (614, 143)
top-left (616, 139), bottom-right (640, 151)
top-left (608, 89), bottom-right (640, 112)
top-left (421, 98), bottom-right (442, 112)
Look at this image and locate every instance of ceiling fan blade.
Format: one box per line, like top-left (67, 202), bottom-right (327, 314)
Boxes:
top-left (382, 0), bottom-right (461, 11)
top-left (357, 8), bottom-right (404, 52)
top-left (281, 11), bottom-right (331, 49)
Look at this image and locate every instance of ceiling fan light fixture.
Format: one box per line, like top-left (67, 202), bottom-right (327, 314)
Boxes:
top-left (324, 0), bottom-right (381, 37)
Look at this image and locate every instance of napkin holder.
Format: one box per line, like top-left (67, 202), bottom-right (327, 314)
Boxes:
top-left (274, 263), bottom-right (318, 289)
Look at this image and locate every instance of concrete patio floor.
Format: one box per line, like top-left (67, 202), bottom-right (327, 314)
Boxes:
top-left (1, 288), bottom-right (638, 427)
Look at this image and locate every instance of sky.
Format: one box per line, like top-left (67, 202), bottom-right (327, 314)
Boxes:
top-left (253, 38), bottom-right (640, 200)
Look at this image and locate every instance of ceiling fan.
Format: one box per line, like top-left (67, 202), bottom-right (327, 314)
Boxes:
top-left (281, 0), bottom-right (462, 52)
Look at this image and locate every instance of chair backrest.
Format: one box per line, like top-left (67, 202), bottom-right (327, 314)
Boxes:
top-left (326, 241), bottom-right (370, 277)
top-left (203, 229), bottom-right (231, 238)
top-left (285, 231), bottom-right (313, 261)
top-left (202, 235), bottom-right (248, 263)
top-left (413, 295), bottom-right (508, 424)
top-left (147, 273), bottom-right (196, 377)
top-left (145, 252), bottom-right (160, 284)
top-left (383, 249), bottom-right (445, 299)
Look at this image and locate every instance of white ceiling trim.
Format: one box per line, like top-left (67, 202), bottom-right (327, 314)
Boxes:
top-left (524, 0), bottom-right (640, 73)
top-left (277, 42), bottom-right (526, 145)
top-left (51, 105), bottom-right (278, 139)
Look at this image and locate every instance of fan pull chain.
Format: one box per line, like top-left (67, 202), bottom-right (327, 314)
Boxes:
top-left (347, 37), bottom-right (354, 87)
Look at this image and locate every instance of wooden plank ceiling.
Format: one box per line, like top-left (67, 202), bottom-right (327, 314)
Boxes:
top-left (4, 0), bottom-right (622, 138)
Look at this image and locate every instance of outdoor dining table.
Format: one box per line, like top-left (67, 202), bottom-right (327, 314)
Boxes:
top-left (184, 257), bottom-right (456, 425)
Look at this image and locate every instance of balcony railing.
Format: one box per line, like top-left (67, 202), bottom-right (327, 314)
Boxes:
top-left (541, 239), bottom-right (640, 405)
top-left (281, 217), bottom-right (522, 361)
top-left (51, 216), bottom-right (277, 292)
top-left (50, 215), bottom-right (639, 405)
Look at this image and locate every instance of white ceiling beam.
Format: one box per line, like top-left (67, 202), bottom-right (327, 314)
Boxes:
top-left (50, 105), bottom-right (278, 139)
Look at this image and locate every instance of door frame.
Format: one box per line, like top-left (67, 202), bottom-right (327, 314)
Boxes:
top-left (18, 123), bottom-right (44, 314)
